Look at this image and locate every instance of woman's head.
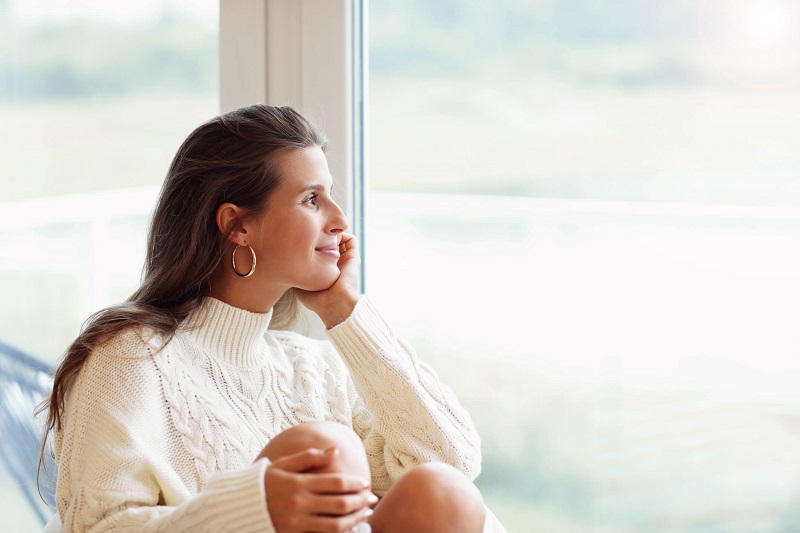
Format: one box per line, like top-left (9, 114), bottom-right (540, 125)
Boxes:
top-left (211, 145), bottom-right (349, 311)
top-left (136, 104), bottom-right (328, 318)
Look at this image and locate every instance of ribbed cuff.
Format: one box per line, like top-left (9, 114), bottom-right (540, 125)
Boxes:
top-left (204, 458), bottom-right (274, 533)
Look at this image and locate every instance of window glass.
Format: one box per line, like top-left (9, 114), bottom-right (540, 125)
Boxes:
top-left (367, 1), bottom-right (800, 529)
top-left (0, 1), bottom-right (218, 529)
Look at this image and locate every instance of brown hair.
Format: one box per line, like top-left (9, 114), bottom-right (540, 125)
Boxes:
top-left (37, 104), bottom-right (327, 490)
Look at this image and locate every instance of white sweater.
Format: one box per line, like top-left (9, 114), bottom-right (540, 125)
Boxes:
top-left (54, 296), bottom-right (482, 532)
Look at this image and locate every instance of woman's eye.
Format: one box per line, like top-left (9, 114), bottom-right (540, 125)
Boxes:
top-left (303, 194), bottom-right (318, 205)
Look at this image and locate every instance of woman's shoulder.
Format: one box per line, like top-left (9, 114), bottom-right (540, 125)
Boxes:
top-left (69, 327), bottom-right (170, 410)
top-left (89, 325), bottom-right (169, 362)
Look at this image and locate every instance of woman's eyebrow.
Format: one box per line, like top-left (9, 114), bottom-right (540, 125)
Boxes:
top-left (299, 183), bottom-right (333, 193)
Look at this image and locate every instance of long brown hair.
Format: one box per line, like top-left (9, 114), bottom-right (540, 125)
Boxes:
top-left (37, 104), bottom-right (327, 489)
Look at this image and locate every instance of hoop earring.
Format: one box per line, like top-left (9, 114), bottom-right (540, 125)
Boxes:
top-left (232, 244), bottom-right (256, 278)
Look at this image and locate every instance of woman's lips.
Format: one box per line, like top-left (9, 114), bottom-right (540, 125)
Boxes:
top-left (315, 246), bottom-right (340, 257)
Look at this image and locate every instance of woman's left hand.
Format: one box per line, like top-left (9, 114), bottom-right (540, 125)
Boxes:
top-left (294, 232), bottom-right (362, 329)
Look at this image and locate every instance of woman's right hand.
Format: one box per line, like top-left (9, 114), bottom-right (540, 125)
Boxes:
top-left (294, 232), bottom-right (362, 330)
top-left (264, 447), bottom-right (376, 532)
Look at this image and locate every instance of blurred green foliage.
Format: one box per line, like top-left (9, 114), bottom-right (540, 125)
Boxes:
top-left (369, 0), bottom-right (701, 86)
top-left (0, 6), bottom-right (217, 101)
top-left (0, 0), bottom-right (711, 103)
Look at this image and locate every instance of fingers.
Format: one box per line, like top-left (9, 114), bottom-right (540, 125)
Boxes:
top-left (338, 232), bottom-right (357, 254)
top-left (266, 472), bottom-right (374, 532)
top-left (271, 447), bottom-right (337, 474)
top-left (268, 448), bottom-right (371, 493)
top-left (304, 491), bottom-right (378, 516)
top-left (305, 507), bottom-right (374, 533)
top-left (302, 472), bottom-right (372, 494)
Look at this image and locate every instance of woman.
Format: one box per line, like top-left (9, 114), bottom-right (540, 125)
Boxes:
top-left (40, 105), bottom-right (501, 532)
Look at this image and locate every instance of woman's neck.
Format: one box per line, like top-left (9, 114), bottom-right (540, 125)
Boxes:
top-left (206, 269), bottom-right (287, 314)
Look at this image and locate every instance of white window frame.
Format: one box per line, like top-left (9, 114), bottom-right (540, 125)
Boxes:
top-left (219, 0), bottom-right (365, 262)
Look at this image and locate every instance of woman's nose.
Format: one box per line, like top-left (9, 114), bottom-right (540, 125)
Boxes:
top-left (327, 201), bottom-right (349, 234)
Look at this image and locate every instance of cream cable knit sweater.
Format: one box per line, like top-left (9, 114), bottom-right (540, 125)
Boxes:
top-left (54, 296), bottom-right (482, 532)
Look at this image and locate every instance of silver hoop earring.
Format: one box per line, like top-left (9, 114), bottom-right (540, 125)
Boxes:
top-left (232, 244), bottom-right (256, 278)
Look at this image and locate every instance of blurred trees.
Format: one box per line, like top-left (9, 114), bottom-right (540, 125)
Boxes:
top-left (0, 8), bottom-right (217, 101)
top-left (1, 0), bottom-right (711, 103)
top-left (369, 0), bottom-right (701, 85)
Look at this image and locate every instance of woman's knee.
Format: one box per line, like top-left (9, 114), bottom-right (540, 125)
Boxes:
top-left (260, 421), bottom-right (370, 479)
top-left (403, 462), bottom-right (485, 517)
top-left (371, 462), bottom-right (485, 533)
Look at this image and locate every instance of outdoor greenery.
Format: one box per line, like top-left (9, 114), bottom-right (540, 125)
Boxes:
top-left (3, 1), bottom-right (799, 205)
top-left (1, 1), bottom-right (713, 101)
top-left (369, 0), bottom-right (702, 85)
top-left (0, 5), bottom-right (217, 101)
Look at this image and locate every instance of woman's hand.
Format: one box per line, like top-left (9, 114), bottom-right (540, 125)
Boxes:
top-left (295, 232), bottom-right (362, 329)
top-left (263, 447), bottom-right (376, 533)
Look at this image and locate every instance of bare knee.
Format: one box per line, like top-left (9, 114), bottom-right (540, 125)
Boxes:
top-left (371, 462), bottom-right (485, 533)
top-left (259, 421), bottom-right (370, 481)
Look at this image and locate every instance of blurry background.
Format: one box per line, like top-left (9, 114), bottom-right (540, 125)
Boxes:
top-left (2, 0), bottom-right (800, 531)
top-left (0, 0), bottom-right (218, 529)
top-left (364, 1), bottom-right (800, 530)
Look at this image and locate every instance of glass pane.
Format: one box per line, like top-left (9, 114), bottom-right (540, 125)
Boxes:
top-left (367, 1), bottom-right (800, 530)
top-left (0, 1), bottom-right (218, 530)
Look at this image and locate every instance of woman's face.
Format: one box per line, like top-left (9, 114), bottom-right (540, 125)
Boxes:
top-left (248, 146), bottom-right (348, 293)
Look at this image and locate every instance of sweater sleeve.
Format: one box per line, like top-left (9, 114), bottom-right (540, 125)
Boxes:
top-left (55, 331), bottom-right (275, 533)
top-left (325, 296), bottom-right (482, 495)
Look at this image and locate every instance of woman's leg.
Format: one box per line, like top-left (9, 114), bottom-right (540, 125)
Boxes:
top-left (369, 462), bottom-right (486, 533)
top-left (259, 420), bottom-right (371, 481)
top-left (259, 422), bottom-right (486, 532)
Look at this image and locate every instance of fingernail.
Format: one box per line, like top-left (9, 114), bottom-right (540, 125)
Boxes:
top-left (364, 508), bottom-right (374, 517)
top-left (367, 493), bottom-right (378, 504)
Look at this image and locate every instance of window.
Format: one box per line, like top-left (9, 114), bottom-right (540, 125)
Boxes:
top-left (0, 1), bottom-right (218, 529)
top-left (6, 1), bottom-right (800, 530)
top-left (366, 0), bottom-right (800, 529)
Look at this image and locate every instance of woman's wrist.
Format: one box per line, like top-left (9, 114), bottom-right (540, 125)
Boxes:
top-left (319, 293), bottom-right (361, 329)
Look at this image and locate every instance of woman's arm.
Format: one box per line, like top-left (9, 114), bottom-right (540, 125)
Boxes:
top-left (295, 232), bottom-right (481, 494)
top-left (326, 296), bottom-right (482, 496)
top-left (55, 330), bottom-right (275, 533)
top-left (60, 461), bottom-right (272, 533)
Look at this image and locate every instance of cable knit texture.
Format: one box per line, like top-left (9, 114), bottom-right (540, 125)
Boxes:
top-left (55, 296), bottom-right (481, 532)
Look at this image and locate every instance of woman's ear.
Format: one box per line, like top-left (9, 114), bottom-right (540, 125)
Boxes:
top-left (215, 203), bottom-right (249, 245)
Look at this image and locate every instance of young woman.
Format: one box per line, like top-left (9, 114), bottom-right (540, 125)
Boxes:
top-left (41, 105), bottom-right (504, 532)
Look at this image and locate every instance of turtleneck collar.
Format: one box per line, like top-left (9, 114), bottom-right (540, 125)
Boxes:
top-left (182, 297), bottom-right (274, 368)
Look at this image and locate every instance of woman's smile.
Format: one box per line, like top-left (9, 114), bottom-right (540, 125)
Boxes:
top-left (315, 245), bottom-right (341, 258)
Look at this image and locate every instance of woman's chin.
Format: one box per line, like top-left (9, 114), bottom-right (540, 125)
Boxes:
top-left (298, 270), bottom-right (340, 292)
